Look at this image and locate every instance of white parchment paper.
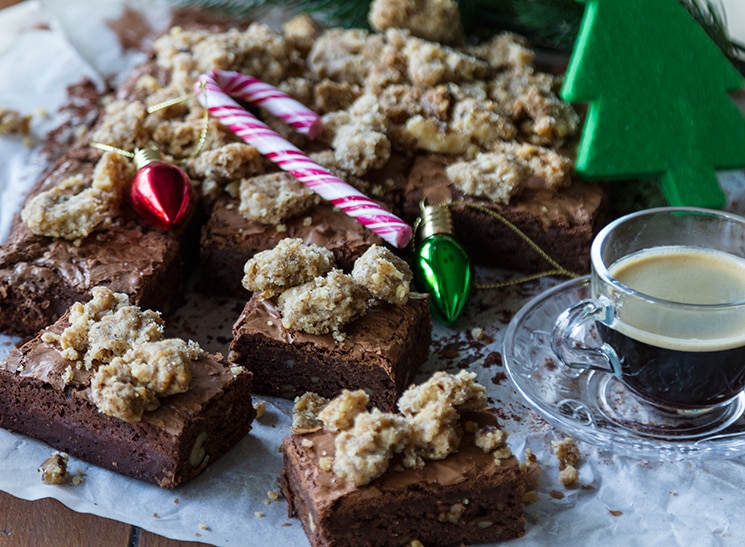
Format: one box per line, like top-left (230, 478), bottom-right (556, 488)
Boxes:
top-left (2, 2), bottom-right (745, 545)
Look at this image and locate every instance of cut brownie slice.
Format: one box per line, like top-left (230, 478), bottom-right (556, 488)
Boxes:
top-left (229, 292), bottom-right (431, 412)
top-left (198, 196), bottom-right (384, 298)
top-left (403, 154), bottom-right (607, 275)
top-left (0, 294), bottom-right (255, 488)
top-left (278, 373), bottom-right (529, 546)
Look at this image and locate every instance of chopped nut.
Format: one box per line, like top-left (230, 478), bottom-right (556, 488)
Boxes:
top-left (558, 464), bottom-right (579, 486)
top-left (551, 437), bottom-right (580, 467)
top-left (292, 392), bottom-right (330, 433)
top-left (39, 452), bottom-right (69, 485)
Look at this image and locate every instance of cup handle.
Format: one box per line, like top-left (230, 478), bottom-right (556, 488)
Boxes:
top-left (550, 299), bottom-right (622, 376)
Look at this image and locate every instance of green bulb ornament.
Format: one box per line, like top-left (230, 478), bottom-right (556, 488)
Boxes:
top-left (414, 203), bottom-right (473, 325)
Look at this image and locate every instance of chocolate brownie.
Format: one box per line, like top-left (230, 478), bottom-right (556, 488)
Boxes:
top-left (403, 154), bottom-right (607, 274)
top-left (229, 292), bottom-right (431, 411)
top-left (278, 373), bottom-right (529, 546)
top-left (0, 296), bottom-right (255, 488)
top-left (198, 196), bottom-right (384, 297)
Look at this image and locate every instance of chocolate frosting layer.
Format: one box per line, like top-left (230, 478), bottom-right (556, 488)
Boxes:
top-left (233, 293), bottom-right (430, 366)
top-left (406, 154), bottom-right (605, 228)
top-left (283, 411), bottom-right (522, 511)
top-left (1, 312), bottom-right (241, 433)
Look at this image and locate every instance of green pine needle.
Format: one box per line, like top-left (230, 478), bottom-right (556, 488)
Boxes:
top-left (168, 0), bottom-right (744, 73)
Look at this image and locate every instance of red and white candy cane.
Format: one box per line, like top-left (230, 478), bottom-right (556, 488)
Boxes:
top-left (195, 70), bottom-right (413, 249)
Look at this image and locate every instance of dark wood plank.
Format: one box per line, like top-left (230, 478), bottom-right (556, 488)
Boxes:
top-left (137, 529), bottom-right (213, 547)
top-left (0, 490), bottom-right (132, 547)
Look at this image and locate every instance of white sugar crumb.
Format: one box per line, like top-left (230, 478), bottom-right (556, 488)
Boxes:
top-left (351, 245), bottom-right (412, 305)
top-left (277, 269), bottom-right (369, 340)
top-left (21, 152), bottom-right (131, 241)
top-left (242, 238), bottom-right (334, 298)
top-left (238, 172), bottom-right (320, 224)
top-left (297, 371), bottom-right (499, 487)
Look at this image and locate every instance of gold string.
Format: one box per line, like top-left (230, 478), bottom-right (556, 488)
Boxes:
top-left (90, 81), bottom-right (209, 163)
top-left (416, 201), bottom-right (579, 290)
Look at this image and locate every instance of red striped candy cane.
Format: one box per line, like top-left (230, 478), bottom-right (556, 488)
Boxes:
top-left (195, 70), bottom-right (412, 248)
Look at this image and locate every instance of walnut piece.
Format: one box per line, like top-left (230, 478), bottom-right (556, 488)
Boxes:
top-left (0, 106), bottom-right (31, 136)
top-left (242, 238), bottom-right (335, 298)
top-left (291, 392), bottom-right (330, 433)
top-left (38, 452), bottom-right (69, 485)
top-left (351, 245), bottom-right (412, 305)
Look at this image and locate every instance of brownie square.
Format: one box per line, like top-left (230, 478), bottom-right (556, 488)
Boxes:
top-left (279, 410), bottom-right (527, 546)
top-left (198, 196), bottom-right (384, 298)
top-left (402, 154), bottom-right (608, 275)
top-left (229, 292), bottom-right (431, 412)
top-left (0, 312), bottom-right (255, 488)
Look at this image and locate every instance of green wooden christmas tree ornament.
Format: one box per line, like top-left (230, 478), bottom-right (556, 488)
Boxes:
top-left (561, 0), bottom-right (745, 208)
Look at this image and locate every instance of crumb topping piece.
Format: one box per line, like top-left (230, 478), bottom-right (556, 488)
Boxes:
top-left (242, 238), bottom-right (335, 298)
top-left (238, 172), bottom-right (320, 224)
top-left (368, 0), bottom-right (464, 45)
top-left (243, 240), bottom-right (413, 338)
top-left (351, 245), bottom-right (412, 305)
top-left (42, 287), bottom-right (201, 422)
top-left (552, 437), bottom-right (581, 486)
top-left (21, 152), bottom-right (131, 241)
top-left (294, 371), bottom-right (505, 486)
top-left (277, 269), bottom-right (369, 341)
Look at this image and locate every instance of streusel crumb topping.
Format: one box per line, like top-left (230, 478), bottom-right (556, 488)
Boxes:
top-left (242, 238), bottom-right (334, 298)
top-left (293, 371), bottom-right (507, 486)
top-left (42, 287), bottom-right (200, 422)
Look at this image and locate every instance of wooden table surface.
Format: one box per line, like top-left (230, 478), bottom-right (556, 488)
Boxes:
top-left (0, 489), bottom-right (212, 547)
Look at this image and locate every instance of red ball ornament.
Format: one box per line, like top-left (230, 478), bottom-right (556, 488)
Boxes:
top-left (130, 148), bottom-right (193, 231)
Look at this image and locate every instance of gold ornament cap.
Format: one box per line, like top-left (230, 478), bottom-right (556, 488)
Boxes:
top-left (133, 147), bottom-right (165, 170)
top-left (418, 202), bottom-right (454, 241)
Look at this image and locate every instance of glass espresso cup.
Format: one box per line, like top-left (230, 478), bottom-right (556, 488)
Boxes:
top-left (551, 207), bottom-right (745, 414)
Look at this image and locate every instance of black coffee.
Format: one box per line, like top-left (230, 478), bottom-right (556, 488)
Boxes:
top-left (598, 324), bottom-right (745, 409)
top-left (602, 245), bottom-right (745, 409)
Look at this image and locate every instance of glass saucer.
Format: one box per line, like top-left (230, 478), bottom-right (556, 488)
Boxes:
top-left (503, 276), bottom-right (745, 461)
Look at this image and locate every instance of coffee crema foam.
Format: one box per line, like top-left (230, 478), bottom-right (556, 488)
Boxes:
top-left (607, 245), bottom-right (745, 351)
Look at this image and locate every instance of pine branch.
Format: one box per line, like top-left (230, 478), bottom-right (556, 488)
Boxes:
top-left (169, 0), bottom-right (745, 73)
